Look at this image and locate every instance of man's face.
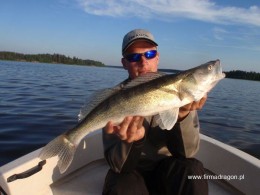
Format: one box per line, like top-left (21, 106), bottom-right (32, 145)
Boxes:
top-left (122, 41), bottom-right (159, 79)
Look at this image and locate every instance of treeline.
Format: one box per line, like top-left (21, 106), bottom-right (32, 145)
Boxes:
top-left (225, 70), bottom-right (260, 81)
top-left (0, 51), bottom-right (105, 66)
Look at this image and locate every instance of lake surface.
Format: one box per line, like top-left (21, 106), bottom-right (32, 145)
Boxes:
top-left (0, 60), bottom-right (259, 166)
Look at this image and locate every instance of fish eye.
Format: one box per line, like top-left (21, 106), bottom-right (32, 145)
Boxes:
top-left (208, 65), bottom-right (213, 70)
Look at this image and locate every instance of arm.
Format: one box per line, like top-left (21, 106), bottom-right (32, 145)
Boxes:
top-left (167, 95), bottom-right (208, 157)
top-left (102, 117), bottom-right (147, 173)
top-left (103, 95), bottom-right (208, 172)
top-left (167, 110), bottom-right (200, 158)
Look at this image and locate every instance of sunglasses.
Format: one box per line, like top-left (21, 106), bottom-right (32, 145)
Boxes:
top-left (124, 50), bottom-right (157, 62)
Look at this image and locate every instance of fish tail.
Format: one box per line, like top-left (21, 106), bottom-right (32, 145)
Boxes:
top-left (39, 134), bottom-right (76, 174)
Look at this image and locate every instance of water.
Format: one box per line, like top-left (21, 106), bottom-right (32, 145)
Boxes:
top-left (0, 60), bottom-right (259, 166)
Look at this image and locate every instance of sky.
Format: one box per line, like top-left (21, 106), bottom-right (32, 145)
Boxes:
top-left (1, 0), bottom-right (260, 72)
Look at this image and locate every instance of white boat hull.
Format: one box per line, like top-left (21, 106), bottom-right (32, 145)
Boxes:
top-left (0, 130), bottom-right (259, 195)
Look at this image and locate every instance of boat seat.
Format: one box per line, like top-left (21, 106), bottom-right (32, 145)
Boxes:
top-left (51, 159), bottom-right (243, 195)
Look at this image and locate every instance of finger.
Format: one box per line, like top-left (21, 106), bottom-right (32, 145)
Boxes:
top-left (180, 102), bottom-right (192, 111)
top-left (137, 117), bottom-right (144, 129)
top-left (191, 95), bottom-right (208, 110)
top-left (190, 101), bottom-right (199, 110)
top-left (131, 116), bottom-right (144, 129)
top-left (126, 126), bottom-right (145, 143)
top-left (127, 116), bottom-right (141, 137)
top-left (126, 127), bottom-right (145, 143)
top-left (178, 103), bottom-right (192, 120)
top-left (104, 121), bottom-right (115, 134)
top-left (126, 116), bottom-right (145, 143)
top-left (116, 116), bottom-right (133, 140)
top-left (198, 95), bottom-right (207, 109)
top-left (132, 116), bottom-right (145, 131)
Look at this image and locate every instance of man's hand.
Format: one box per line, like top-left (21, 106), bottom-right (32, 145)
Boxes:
top-left (178, 94), bottom-right (208, 121)
top-left (104, 116), bottom-right (145, 143)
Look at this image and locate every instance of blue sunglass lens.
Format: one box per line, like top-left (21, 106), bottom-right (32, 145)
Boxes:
top-left (144, 50), bottom-right (157, 59)
top-left (126, 54), bottom-right (141, 62)
top-left (125, 50), bottom-right (157, 62)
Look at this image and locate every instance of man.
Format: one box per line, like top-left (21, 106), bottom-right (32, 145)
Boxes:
top-left (102, 29), bottom-right (208, 195)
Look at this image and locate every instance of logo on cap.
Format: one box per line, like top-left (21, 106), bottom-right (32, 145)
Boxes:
top-left (127, 33), bottom-right (149, 41)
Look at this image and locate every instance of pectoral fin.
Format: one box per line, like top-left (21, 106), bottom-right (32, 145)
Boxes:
top-left (153, 108), bottom-right (179, 130)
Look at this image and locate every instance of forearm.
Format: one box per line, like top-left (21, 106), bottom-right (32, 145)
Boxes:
top-left (167, 111), bottom-right (200, 158)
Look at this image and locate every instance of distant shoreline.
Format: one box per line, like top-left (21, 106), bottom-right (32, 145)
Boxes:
top-left (0, 51), bottom-right (105, 67)
top-left (96, 65), bottom-right (260, 81)
top-left (1, 51), bottom-right (259, 81)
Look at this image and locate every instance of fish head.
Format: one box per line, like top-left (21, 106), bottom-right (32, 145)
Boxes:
top-left (192, 59), bottom-right (225, 91)
top-left (178, 60), bottom-right (225, 102)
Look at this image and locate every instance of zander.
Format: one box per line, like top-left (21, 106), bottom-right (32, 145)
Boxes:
top-left (39, 59), bottom-right (225, 173)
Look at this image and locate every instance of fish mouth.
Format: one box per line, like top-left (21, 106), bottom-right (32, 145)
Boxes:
top-left (213, 59), bottom-right (226, 80)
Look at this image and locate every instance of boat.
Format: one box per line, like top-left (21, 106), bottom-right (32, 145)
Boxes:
top-left (0, 129), bottom-right (259, 195)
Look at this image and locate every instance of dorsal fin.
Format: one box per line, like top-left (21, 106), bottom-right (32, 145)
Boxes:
top-left (123, 72), bottom-right (165, 89)
top-left (78, 72), bottom-right (165, 121)
top-left (78, 88), bottom-right (119, 121)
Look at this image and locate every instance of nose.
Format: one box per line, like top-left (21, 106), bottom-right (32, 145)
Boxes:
top-left (138, 55), bottom-right (149, 67)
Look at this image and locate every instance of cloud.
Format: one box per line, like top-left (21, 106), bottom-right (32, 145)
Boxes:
top-left (207, 27), bottom-right (260, 52)
top-left (211, 26), bottom-right (260, 42)
top-left (77, 0), bottom-right (260, 26)
top-left (212, 27), bottom-right (228, 40)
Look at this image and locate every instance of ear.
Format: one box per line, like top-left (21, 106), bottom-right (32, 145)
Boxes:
top-left (121, 58), bottom-right (128, 70)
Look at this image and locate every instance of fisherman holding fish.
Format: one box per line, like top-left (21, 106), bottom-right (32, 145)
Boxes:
top-left (102, 29), bottom-right (209, 195)
top-left (40, 29), bottom-right (224, 194)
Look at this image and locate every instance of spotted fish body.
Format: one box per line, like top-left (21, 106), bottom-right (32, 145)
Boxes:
top-left (39, 59), bottom-right (225, 173)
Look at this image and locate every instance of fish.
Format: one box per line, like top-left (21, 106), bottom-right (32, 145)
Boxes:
top-left (39, 59), bottom-right (225, 173)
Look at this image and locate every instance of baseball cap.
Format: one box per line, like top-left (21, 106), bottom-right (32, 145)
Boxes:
top-left (122, 29), bottom-right (158, 54)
